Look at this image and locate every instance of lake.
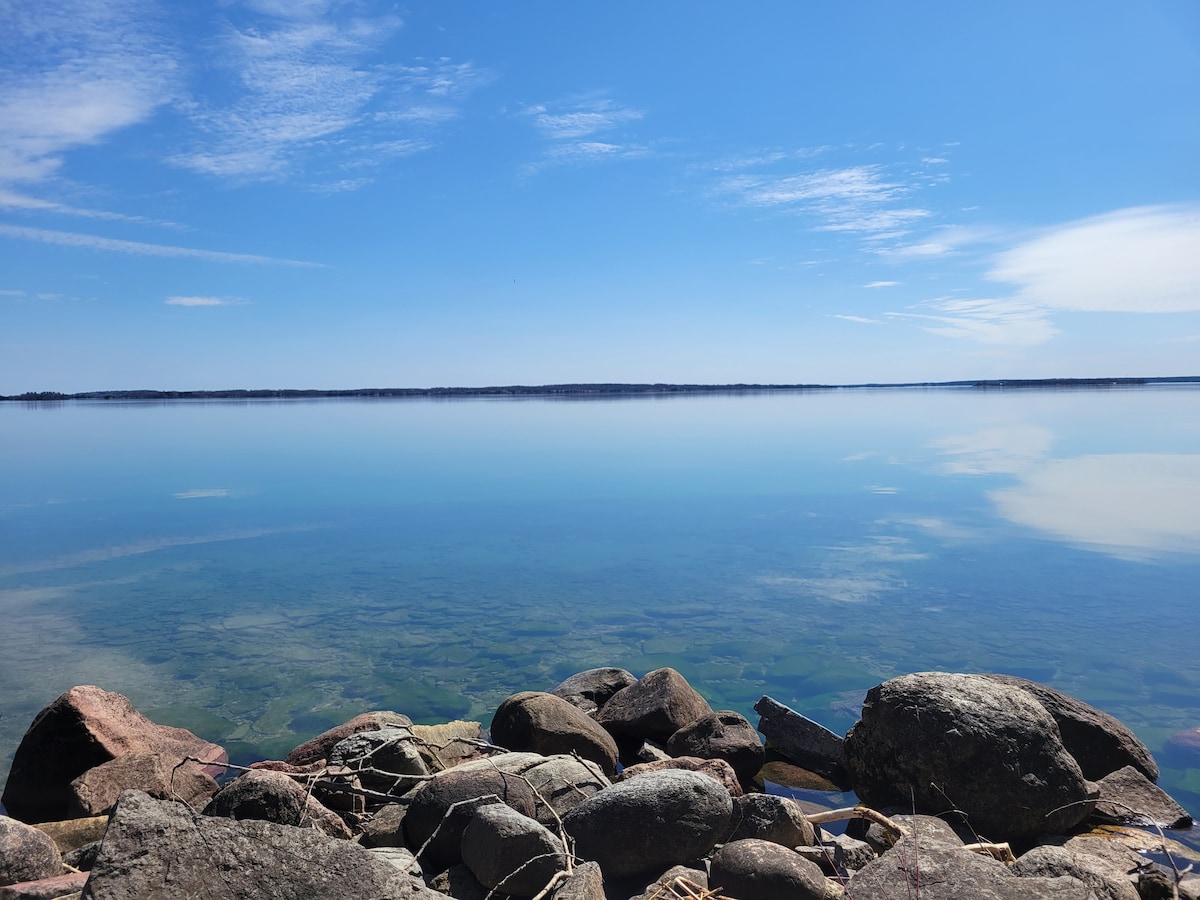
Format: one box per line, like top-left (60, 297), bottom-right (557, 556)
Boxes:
top-left (2, 386), bottom-right (1199, 820)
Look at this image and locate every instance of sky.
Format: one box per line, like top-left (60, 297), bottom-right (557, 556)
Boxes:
top-left (1, 1), bottom-right (1199, 392)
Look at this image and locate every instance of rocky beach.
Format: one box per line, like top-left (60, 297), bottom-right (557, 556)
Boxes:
top-left (1, 668), bottom-right (1198, 899)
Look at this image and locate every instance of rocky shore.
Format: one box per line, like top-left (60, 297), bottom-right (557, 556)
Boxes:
top-left (1, 668), bottom-right (1198, 899)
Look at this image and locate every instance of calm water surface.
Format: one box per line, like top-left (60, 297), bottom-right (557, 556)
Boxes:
top-left (2, 388), bottom-right (1199, 818)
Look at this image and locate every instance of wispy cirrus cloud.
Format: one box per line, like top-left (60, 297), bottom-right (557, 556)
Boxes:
top-left (0, 1), bottom-right (178, 186)
top-left (0, 224), bottom-right (320, 267)
top-left (165, 296), bottom-right (244, 307)
top-left (519, 95), bottom-right (647, 172)
top-left (832, 314), bottom-right (881, 324)
top-left (864, 280), bottom-right (899, 288)
top-left (0, 187), bottom-right (179, 227)
top-left (887, 297), bottom-right (1058, 347)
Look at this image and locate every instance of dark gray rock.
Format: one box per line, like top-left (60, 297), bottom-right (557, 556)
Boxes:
top-left (562, 769), bottom-right (732, 879)
top-left (1, 686), bottom-right (226, 824)
top-left (630, 741), bottom-right (671, 764)
top-left (68, 753), bottom-right (218, 817)
top-left (449, 753), bottom-right (608, 825)
top-left (285, 711), bottom-right (412, 766)
top-left (843, 672), bottom-right (1097, 840)
top-left (1013, 843), bottom-right (1139, 900)
top-left (461, 803), bottom-right (568, 897)
top-left (709, 839), bottom-right (828, 900)
top-left (848, 811), bottom-right (965, 855)
top-left (0, 816), bottom-right (63, 886)
top-left (595, 668), bottom-right (712, 746)
top-left (491, 692), bottom-right (619, 775)
top-left (617, 756), bottom-right (742, 797)
top-left (359, 802), bottom-right (407, 848)
top-left (202, 768), bottom-right (351, 839)
top-left (548, 860), bottom-right (605, 900)
top-left (981, 674), bottom-right (1158, 782)
top-left (818, 832), bottom-right (876, 872)
top-left (1094, 765), bottom-right (1193, 829)
top-left (327, 726), bottom-right (430, 794)
top-left (725, 793), bottom-right (815, 847)
top-left (428, 864), bottom-right (489, 900)
top-left (754, 696), bottom-right (848, 786)
top-left (402, 766), bottom-right (538, 873)
top-left (79, 790), bottom-right (434, 900)
top-left (666, 710), bottom-right (765, 787)
top-left (847, 835), bottom-right (1096, 899)
top-left (551, 668), bottom-right (637, 712)
top-left (63, 841), bottom-right (101, 873)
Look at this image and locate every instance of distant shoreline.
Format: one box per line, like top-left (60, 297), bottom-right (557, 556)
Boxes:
top-left (4, 376), bottom-right (1200, 402)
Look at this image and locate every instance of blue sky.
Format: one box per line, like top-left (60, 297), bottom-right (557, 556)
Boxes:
top-left (1, 1), bottom-right (1198, 392)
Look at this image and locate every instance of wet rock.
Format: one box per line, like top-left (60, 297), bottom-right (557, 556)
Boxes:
top-left (491, 692), bottom-right (619, 775)
top-left (78, 790), bottom-right (425, 899)
top-left (1013, 841), bottom-right (1140, 900)
top-left (68, 753), bottom-right (217, 817)
top-left (202, 768), bottom-right (351, 839)
top-left (285, 711), bottom-right (412, 766)
top-left (981, 674), bottom-right (1158, 782)
top-left (461, 803), bottom-right (568, 896)
top-left (449, 752), bottom-right (609, 824)
top-left (1, 686), bottom-right (227, 824)
top-left (710, 838), bottom-right (828, 900)
top-left (617, 756), bottom-right (742, 797)
top-left (0, 816), bottom-right (62, 886)
top-left (595, 668), bottom-right (713, 747)
top-left (402, 766), bottom-right (538, 873)
top-left (1094, 765), bottom-right (1193, 829)
top-left (666, 710), bottom-right (765, 787)
top-left (327, 727), bottom-right (430, 794)
top-left (551, 668), bottom-right (638, 713)
top-left (725, 793), bottom-right (815, 847)
top-left (754, 696), bottom-right (848, 786)
top-left (548, 860), bottom-right (605, 900)
top-left (563, 769), bottom-right (733, 879)
top-left (843, 672), bottom-right (1097, 840)
top-left (0, 871), bottom-right (87, 899)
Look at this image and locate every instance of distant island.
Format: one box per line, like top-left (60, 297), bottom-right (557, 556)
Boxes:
top-left (4, 376), bottom-right (1200, 402)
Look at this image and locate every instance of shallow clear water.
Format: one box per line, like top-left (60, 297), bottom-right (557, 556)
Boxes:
top-left (2, 387), bottom-right (1199, 819)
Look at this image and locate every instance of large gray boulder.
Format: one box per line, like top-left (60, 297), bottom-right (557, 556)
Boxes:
top-left (460, 803), bottom-right (568, 897)
top-left (562, 769), bottom-right (732, 879)
top-left (326, 726), bottom-right (430, 794)
top-left (551, 668), bottom-right (637, 715)
top-left (1, 686), bottom-right (227, 824)
top-left (753, 696), bottom-right (848, 785)
top-left (202, 769), bottom-right (352, 839)
top-left (491, 692), bottom-right (619, 775)
top-left (595, 669), bottom-right (712, 747)
top-left (402, 766), bottom-right (538, 873)
top-left (1013, 840), bottom-right (1141, 900)
top-left (981, 674), bottom-right (1158, 782)
top-left (448, 753), bottom-right (608, 825)
top-left (0, 816), bottom-right (63, 886)
top-left (709, 839), bottom-right (827, 900)
top-left (666, 710), bottom-right (765, 787)
top-left (79, 790), bottom-right (438, 899)
top-left (844, 672), bottom-right (1097, 840)
top-left (725, 793), bottom-right (815, 847)
top-left (1093, 765), bottom-right (1192, 829)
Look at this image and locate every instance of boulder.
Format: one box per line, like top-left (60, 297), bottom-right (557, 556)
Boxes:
top-left (0, 817), bottom-right (63, 886)
top-left (202, 769), bottom-right (351, 839)
top-left (847, 811), bottom-right (965, 855)
top-left (411, 721), bottom-right (486, 772)
top-left (551, 668), bottom-right (637, 713)
top-left (68, 753), bottom-right (217, 817)
top-left (327, 727), bottom-right (430, 794)
top-left (843, 672), bottom-right (1097, 840)
top-left (402, 766), bottom-right (538, 873)
top-left (1, 686), bottom-right (227, 824)
top-left (1094, 765), bottom-right (1193, 829)
top-left (448, 753), bottom-right (608, 824)
top-left (359, 802), bottom-right (407, 848)
top-left (78, 790), bottom-right (436, 900)
top-left (595, 668), bottom-right (712, 747)
top-left (562, 769), bottom-right (732, 879)
top-left (1013, 841), bottom-right (1140, 900)
top-left (627, 865), bottom-right (707, 900)
top-left (617, 756), bottom-right (742, 797)
top-left (428, 864), bottom-right (489, 900)
top-left (365, 846), bottom-right (423, 879)
top-left (491, 692), bottom-right (619, 775)
top-left (709, 839), bottom-right (828, 900)
top-left (666, 710), bottom-right (765, 787)
top-left (28, 816), bottom-right (108, 854)
top-left (548, 860), bottom-right (605, 900)
top-left (460, 804), bottom-right (568, 896)
top-left (285, 711), bottom-right (412, 766)
top-left (981, 674), bottom-right (1158, 782)
top-left (0, 870), bottom-right (87, 898)
top-left (753, 696), bottom-right (848, 785)
top-left (847, 833), bottom-right (1093, 899)
top-left (726, 793), bottom-right (815, 847)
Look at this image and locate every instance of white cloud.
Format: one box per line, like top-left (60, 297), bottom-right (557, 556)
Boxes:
top-left (988, 205), bottom-right (1200, 313)
top-left (0, 187), bottom-right (177, 226)
top-left (0, 224), bottom-right (320, 266)
top-left (519, 95), bottom-right (646, 172)
top-left (888, 297), bottom-right (1059, 346)
top-left (990, 454), bottom-right (1200, 559)
top-left (832, 314), bottom-right (880, 324)
top-left (165, 296), bottom-right (240, 306)
top-left (864, 281), bottom-right (899, 288)
top-left (0, 0), bottom-right (178, 185)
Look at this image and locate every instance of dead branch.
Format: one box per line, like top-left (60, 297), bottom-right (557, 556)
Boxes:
top-left (806, 806), bottom-right (908, 840)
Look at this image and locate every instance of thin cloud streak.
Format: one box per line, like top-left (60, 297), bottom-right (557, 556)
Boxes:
top-left (0, 224), bottom-right (322, 267)
top-left (520, 95), bottom-right (646, 172)
top-left (0, 187), bottom-right (178, 227)
top-left (165, 296), bottom-right (241, 306)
